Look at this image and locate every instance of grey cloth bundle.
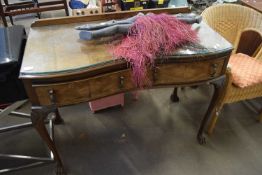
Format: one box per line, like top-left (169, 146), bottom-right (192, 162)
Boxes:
top-left (77, 13), bottom-right (202, 41)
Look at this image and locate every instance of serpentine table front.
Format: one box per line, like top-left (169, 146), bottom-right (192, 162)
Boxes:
top-left (20, 13), bottom-right (232, 173)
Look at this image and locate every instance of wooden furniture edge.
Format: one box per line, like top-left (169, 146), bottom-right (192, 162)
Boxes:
top-left (19, 50), bottom-right (232, 81)
top-left (240, 1), bottom-right (262, 13)
top-left (31, 7), bottom-right (191, 27)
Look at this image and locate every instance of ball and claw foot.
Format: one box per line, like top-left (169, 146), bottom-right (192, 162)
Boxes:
top-left (54, 110), bottom-right (64, 125)
top-left (170, 94), bottom-right (179, 102)
top-left (56, 164), bottom-right (66, 175)
top-left (197, 135), bottom-right (206, 145)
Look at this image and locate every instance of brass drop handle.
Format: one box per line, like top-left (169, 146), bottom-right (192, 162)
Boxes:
top-left (47, 89), bottom-right (57, 120)
top-left (210, 63), bottom-right (218, 77)
top-left (119, 76), bottom-right (124, 89)
top-left (48, 89), bottom-right (56, 105)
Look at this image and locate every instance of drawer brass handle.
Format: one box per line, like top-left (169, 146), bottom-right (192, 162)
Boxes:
top-left (210, 63), bottom-right (218, 77)
top-left (119, 76), bottom-right (124, 89)
top-left (48, 89), bottom-right (56, 105)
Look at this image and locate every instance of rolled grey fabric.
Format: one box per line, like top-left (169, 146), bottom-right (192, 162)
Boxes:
top-left (175, 16), bottom-right (202, 24)
top-left (79, 24), bottom-right (131, 40)
top-left (175, 13), bottom-right (202, 24)
top-left (78, 13), bottom-right (202, 40)
top-left (76, 13), bottom-right (144, 31)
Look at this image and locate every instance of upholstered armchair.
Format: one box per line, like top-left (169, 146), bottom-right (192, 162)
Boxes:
top-left (201, 4), bottom-right (262, 135)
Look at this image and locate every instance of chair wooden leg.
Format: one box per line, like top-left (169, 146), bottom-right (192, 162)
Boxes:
top-left (1, 16), bottom-right (7, 27)
top-left (207, 112), bottom-right (219, 135)
top-left (0, 1), bottom-right (8, 27)
top-left (63, 0), bottom-right (69, 16)
top-left (207, 105), bottom-right (223, 136)
top-left (9, 16), bottom-right (13, 25)
top-left (32, 0), bottom-right (41, 19)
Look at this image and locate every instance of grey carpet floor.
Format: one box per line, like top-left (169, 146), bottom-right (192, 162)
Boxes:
top-left (1, 86), bottom-right (262, 175)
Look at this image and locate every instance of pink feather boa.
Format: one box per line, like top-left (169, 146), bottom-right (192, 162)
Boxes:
top-left (112, 13), bottom-right (198, 87)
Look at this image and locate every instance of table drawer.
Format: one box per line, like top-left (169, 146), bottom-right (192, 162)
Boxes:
top-left (153, 59), bottom-right (224, 85)
top-left (89, 69), bottom-right (134, 99)
top-left (33, 69), bottom-right (134, 106)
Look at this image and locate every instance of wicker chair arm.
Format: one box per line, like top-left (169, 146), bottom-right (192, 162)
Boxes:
top-left (223, 66), bottom-right (234, 97)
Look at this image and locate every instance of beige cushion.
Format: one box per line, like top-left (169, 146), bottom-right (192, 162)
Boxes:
top-left (229, 53), bottom-right (262, 88)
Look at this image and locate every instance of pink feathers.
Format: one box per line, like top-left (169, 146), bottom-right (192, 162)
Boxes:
top-left (112, 13), bottom-right (198, 87)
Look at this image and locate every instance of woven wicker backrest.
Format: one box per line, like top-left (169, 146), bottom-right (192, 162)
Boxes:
top-left (202, 4), bottom-right (262, 50)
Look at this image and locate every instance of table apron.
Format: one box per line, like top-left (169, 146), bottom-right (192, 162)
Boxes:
top-left (28, 56), bottom-right (227, 107)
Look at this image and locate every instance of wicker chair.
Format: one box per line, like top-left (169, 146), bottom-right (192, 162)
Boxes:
top-left (201, 4), bottom-right (262, 135)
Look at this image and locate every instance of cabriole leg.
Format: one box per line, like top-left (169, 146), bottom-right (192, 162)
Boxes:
top-left (197, 75), bottom-right (226, 144)
top-left (31, 106), bottom-right (66, 174)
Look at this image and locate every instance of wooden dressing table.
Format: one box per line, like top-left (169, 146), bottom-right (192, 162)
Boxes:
top-left (20, 10), bottom-right (232, 174)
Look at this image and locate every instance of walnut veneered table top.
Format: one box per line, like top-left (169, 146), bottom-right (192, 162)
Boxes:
top-left (20, 19), bottom-right (232, 78)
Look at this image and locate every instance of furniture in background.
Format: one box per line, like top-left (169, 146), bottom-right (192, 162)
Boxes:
top-left (0, 25), bottom-right (27, 105)
top-left (241, 0), bottom-right (262, 13)
top-left (0, 0), bottom-right (69, 27)
top-left (201, 4), bottom-right (262, 135)
top-left (0, 25), bottom-right (58, 173)
top-left (19, 9), bottom-right (232, 173)
top-left (69, 0), bottom-right (189, 16)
